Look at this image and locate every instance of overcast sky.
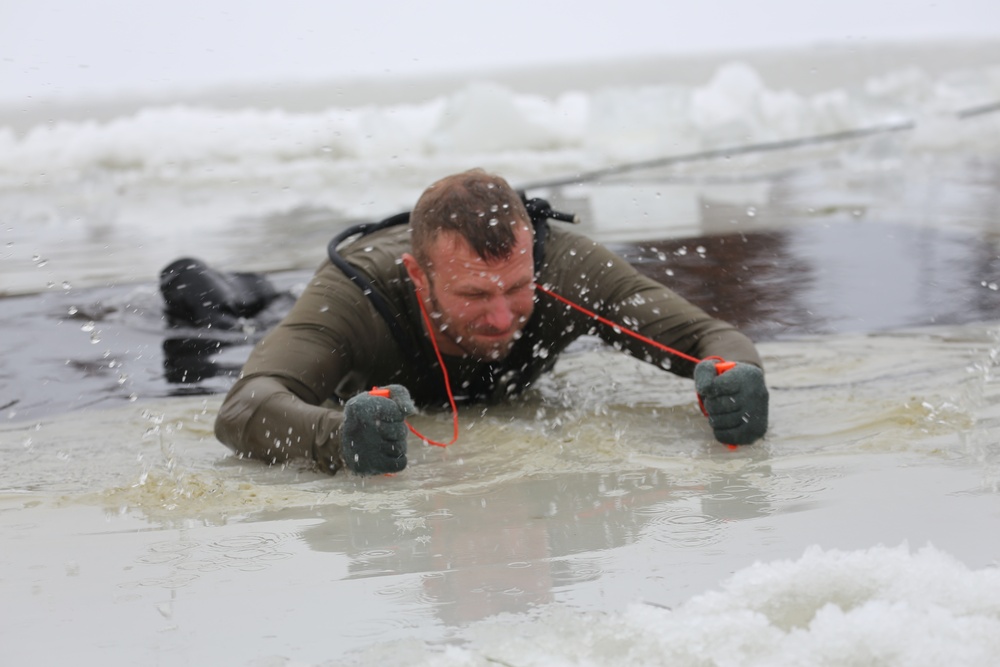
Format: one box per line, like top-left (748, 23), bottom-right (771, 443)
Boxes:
top-left (3, 0), bottom-right (1000, 102)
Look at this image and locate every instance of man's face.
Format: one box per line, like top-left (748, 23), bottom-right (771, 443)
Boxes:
top-left (403, 224), bottom-right (536, 361)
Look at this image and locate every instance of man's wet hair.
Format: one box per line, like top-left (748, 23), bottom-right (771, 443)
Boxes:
top-left (410, 169), bottom-right (532, 267)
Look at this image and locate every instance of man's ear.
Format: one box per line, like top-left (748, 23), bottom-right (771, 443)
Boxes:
top-left (401, 253), bottom-right (429, 293)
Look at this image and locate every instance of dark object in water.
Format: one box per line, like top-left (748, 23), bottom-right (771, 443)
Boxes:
top-left (159, 257), bottom-right (281, 330)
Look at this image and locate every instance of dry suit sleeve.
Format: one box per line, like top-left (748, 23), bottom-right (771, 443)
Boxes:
top-left (215, 376), bottom-right (345, 473)
top-left (213, 262), bottom-right (393, 472)
top-left (547, 235), bottom-right (762, 378)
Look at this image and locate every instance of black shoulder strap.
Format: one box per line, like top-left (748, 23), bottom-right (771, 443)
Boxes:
top-left (326, 212), bottom-right (420, 360)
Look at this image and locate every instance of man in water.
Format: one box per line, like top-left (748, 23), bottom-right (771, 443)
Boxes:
top-left (214, 169), bottom-right (768, 475)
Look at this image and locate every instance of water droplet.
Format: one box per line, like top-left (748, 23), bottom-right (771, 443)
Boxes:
top-left (81, 321), bottom-right (95, 333)
top-left (746, 206), bottom-right (757, 217)
top-left (67, 306), bottom-right (78, 316)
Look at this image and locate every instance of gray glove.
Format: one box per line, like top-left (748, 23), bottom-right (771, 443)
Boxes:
top-left (341, 385), bottom-right (416, 475)
top-left (694, 360), bottom-right (769, 445)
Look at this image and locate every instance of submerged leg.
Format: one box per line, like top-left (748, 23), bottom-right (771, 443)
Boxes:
top-left (159, 258), bottom-right (279, 329)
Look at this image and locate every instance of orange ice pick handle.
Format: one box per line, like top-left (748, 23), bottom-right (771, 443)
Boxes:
top-left (715, 361), bottom-right (737, 374)
top-left (368, 387), bottom-right (392, 398)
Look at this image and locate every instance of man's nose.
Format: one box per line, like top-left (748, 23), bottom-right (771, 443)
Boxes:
top-left (481, 296), bottom-right (515, 331)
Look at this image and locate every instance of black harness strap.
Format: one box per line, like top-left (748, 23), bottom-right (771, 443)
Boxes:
top-left (325, 211), bottom-right (419, 359)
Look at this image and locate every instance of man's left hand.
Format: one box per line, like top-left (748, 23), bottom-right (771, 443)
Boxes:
top-left (694, 360), bottom-right (769, 445)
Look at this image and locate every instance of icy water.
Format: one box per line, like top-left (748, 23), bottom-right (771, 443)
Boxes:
top-left (3, 44), bottom-right (1000, 665)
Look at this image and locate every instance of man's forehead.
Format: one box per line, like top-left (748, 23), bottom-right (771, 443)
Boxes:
top-left (424, 228), bottom-right (534, 278)
top-left (430, 246), bottom-right (533, 273)
top-left (426, 225), bottom-right (533, 258)
top-left (436, 257), bottom-right (527, 277)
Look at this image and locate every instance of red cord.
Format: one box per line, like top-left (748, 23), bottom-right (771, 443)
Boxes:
top-left (405, 283), bottom-right (711, 448)
top-left (408, 291), bottom-right (460, 447)
top-left (534, 284), bottom-right (704, 365)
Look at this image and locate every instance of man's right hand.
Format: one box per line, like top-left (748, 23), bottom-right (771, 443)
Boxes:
top-left (341, 385), bottom-right (416, 475)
